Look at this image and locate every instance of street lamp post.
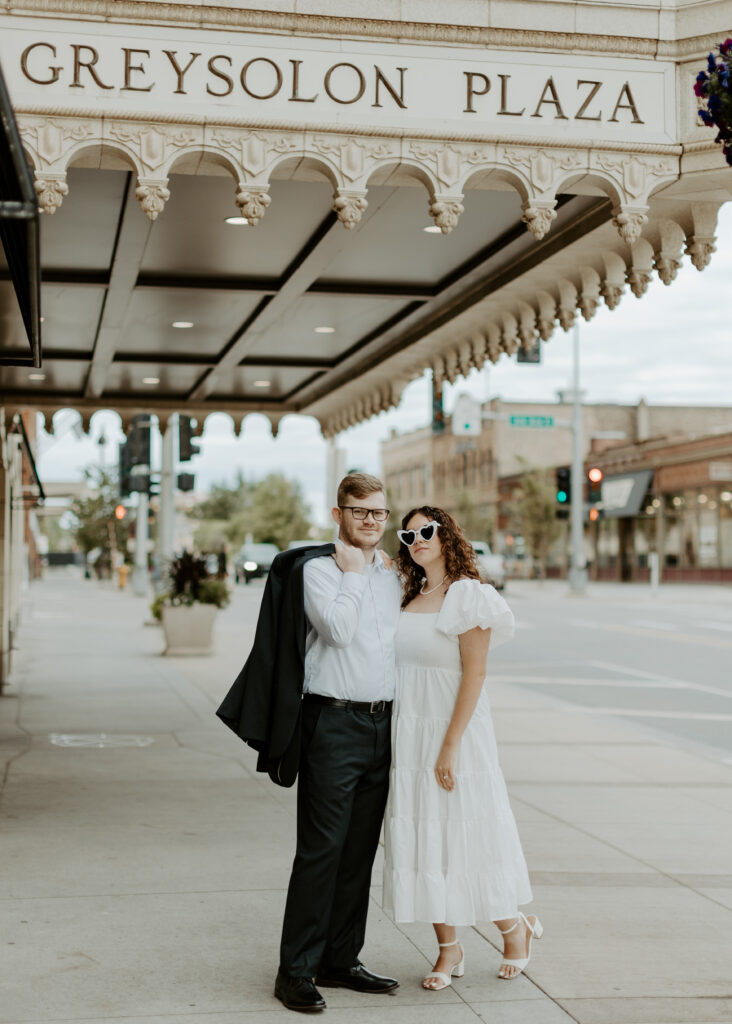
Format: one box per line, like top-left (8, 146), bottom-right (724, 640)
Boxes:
top-left (568, 322), bottom-right (588, 595)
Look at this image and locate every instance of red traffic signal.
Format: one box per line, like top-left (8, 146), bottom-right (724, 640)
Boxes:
top-left (587, 466), bottom-right (604, 504)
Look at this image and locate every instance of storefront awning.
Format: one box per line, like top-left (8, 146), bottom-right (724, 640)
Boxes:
top-left (0, 59), bottom-right (41, 368)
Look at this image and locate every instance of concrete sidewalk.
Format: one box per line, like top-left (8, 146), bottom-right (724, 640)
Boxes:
top-left (1, 572), bottom-right (730, 1024)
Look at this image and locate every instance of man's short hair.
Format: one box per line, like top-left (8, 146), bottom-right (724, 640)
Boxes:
top-left (337, 472), bottom-right (385, 506)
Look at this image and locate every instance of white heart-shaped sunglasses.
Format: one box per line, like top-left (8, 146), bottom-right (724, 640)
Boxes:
top-left (397, 521), bottom-right (440, 547)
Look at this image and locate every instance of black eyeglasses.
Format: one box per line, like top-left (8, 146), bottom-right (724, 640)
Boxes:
top-left (339, 506), bottom-right (390, 522)
top-left (397, 522), bottom-right (440, 546)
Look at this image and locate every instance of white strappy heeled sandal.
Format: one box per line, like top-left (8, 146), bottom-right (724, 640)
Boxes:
top-left (422, 939), bottom-right (465, 991)
top-left (497, 912), bottom-right (544, 979)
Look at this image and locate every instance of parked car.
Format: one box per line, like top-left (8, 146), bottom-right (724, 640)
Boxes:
top-left (471, 541), bottom-right (506, 591)
top-left (234, 542), bottom-right (280, 584)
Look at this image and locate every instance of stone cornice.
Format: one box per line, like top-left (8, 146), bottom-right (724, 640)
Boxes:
top-left (12, 105), bottom-right (685, 156)
top-left (1, 0), bottom-right (728, 62)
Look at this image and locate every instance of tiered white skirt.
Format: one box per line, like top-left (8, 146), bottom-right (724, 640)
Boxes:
top-left (383, 661), bottom-right (533, 926)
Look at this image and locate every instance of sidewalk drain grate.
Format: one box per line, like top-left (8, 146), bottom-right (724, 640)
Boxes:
top-left (49, 733), bottom-right (155, 748)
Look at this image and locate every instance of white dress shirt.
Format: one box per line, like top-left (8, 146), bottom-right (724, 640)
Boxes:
top-left (303, 554), bottom-right (401, 702)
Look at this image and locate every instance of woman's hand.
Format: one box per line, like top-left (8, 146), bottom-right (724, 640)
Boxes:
top-left (435, 742), bottom-right (458, 791)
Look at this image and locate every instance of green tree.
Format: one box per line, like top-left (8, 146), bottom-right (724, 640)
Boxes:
top-left (70, 468), bottom-right (131, 572)
top-left (509, 464), bottom-right (561, 579)
top-left (455, 491), bottom-right (494, 544)
top-left (225, 473), bottom-right (312, 550)
top-left (187, 472), bottom-right (251, 521)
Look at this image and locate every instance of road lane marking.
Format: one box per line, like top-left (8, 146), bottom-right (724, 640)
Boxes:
top-left (497, 675), bottom-right (684, 688)
top-left (635, 619), bottom-right (675, 631)
top-left (590, 659), bottom-right (732, 702)
top-left (698, 620), bottom-right (732, 633)
top-left (568, 619), bottom-right (732, 650)
top-left (562, 707), bottom-right (732, 721)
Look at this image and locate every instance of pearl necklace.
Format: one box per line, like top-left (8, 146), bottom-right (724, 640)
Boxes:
top-left (420, 574), bottom-right (448, 596)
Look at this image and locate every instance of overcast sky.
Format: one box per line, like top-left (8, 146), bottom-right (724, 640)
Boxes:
top-left (36, 203), bottom-right (732, 526)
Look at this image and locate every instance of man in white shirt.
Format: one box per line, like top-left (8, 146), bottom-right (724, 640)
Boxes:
top-left (275, 473), bottom-right (401, 1014)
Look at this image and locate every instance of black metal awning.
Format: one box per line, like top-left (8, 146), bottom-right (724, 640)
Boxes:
top-left (0, 59), bottom-right (41, 368)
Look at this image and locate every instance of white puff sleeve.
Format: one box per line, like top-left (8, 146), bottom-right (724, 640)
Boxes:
top-left (436, 579), bottom-right (515, 649)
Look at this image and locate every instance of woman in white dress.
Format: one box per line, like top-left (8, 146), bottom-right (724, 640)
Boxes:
top-left (383, 506), bottom-right (542, 990)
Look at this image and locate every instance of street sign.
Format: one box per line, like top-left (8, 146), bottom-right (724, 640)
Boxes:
top-left (509, 414), bottom-right (554, 428)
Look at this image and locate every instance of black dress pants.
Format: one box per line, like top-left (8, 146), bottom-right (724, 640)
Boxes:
top-left (279, 699), bottom-right (391, 978)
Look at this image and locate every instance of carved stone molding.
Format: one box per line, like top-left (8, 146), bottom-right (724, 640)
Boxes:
top-left (135, 178), bottom-right (171, 221)
top-left (601, 282), bottom-right (624, 309)
top-left (34, 171), bottom-right (68, 215)
top-left (522, 201), bottom-right (558, 241)
top-left (108, 122), bottom-right (200, 174)
top-left (653, 254), bottom-right (681, 286)
top-left (612, 206), bottom-right (649, 245)
top-left (429, 196), bottom-right (464, 235)
top-left (15, 112), bottom-right (689, 238)
top-left (626, 269), bottom-right (652, 298)
top-left (333, 189), bottom-right (369, 229)
top-left (235, 186), bottom-right (272, 226)
top-left (685, 237), bottom-right (716, 271)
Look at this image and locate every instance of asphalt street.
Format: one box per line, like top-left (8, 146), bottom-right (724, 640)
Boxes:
top-left (486, 579), bottom-right (732, 764)
top-left (230, 575), bottom-right (732, 763)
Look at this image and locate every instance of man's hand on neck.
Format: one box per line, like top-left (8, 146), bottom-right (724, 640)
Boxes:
top-left (334, 539), bottom-right (368, 574)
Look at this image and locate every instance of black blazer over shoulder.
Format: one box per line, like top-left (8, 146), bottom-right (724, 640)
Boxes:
top-left (216, 543), bottom-right (334, 787)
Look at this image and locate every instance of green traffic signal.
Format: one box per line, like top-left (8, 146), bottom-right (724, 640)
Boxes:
top-left (556, 489), bottom-right (568, 503)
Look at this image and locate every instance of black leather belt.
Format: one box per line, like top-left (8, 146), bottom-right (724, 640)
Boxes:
top-left (303, 693), bottom-right (392, 714)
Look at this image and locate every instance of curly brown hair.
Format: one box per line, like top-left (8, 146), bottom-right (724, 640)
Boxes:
top-left (396, 505), bottom-right (480, 608)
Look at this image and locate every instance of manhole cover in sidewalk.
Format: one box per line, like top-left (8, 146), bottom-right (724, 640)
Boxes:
top-left (48, 733), bottom-right (155, 748)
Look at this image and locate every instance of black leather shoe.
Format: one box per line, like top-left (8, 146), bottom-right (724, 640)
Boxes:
top-left (274, 972), bottom-right (326, 1013)
top-left (316, 961), bottom-right (399, 993)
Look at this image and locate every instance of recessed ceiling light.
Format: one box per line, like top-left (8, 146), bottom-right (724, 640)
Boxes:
top-left (423, 225), bottom-right (442, 234)
top-left (225, 216), bottom-right (249, 226)
top-left (172, 321), bottom-right (193, 329)
top-left (28, 372), bottom-right (46, 381)
top-left (142, 377), bottom-right (160, 385)
top-left (314, 326), bottom-right (335, 334)
top-left (253, 380), bottom-right (271, 388)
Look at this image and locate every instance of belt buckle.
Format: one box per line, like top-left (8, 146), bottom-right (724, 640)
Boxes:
top-left (370, 700), bottom-right (383, 713)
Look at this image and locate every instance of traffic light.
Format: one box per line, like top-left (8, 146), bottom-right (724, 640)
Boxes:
top-left (114, 504), bottom-right (127, 520)
top-left (179, 415), bottom-right (200, 462)
top-left (119, 442), bottom-right (132, 498)
top-left (555, 467), bottom-right (570, 519)
top-left (587, 466), bottom-right (604, 504)
top-left (128, 414), bottom-right (151, 470)
top-left (431, 380), bottom-right (445, 434)
top-left (177, 472), bottom-right (195, 492)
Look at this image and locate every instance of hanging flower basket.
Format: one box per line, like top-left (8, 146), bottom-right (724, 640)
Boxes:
top-left (695, 39), bottom-right (732, 167)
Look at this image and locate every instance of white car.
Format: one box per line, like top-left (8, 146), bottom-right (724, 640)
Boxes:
top-left (471, 541), bottom-right (506, 591)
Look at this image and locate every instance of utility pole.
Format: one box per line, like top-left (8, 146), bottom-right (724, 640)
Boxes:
top-left (568, 322), bottom-right (587, 594)
top-left (158, 414), bottom-right (176, 567)
top-left (132, 490), bottom-right (149, 596)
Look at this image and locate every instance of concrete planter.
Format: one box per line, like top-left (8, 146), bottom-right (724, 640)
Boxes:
top-left (161, 603), bottom-right (218, 655)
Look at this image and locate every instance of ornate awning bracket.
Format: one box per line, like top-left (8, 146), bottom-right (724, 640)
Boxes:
top-left (18, 113), bottom-right (683, 249)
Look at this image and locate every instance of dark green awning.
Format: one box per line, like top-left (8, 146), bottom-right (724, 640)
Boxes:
top-left (0, 59), bottom-right (41, 368)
